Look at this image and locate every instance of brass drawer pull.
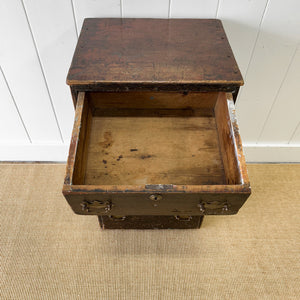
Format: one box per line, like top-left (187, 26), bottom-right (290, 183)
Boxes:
top-left (81, 200), bottom-right (113, 213)
top-left (197, 201), bottom-right (230, 213)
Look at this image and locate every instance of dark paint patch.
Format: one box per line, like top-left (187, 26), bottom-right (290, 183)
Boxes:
top-left (116, 155), bottom-right (123, 161)
top-left (102, 159), bottom-right (107, 164)
top-left (130, 149), bottom-right (138, 152)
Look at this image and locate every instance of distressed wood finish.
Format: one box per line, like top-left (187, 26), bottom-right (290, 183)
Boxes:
top-left (85, 115), bottom-right (225, 185)
top-left (63, 18), bottom-right (250, 229)
top-left (88, 91), bottom-right (219, 110)
top-left (98, 215), bottom-right (204, 230)
top-left (63, 91), bottom-right (250, 217)
top-left (64, 92), bottom-right (85, 186)
top-left (215, 92), bottom-right (241, 184)
top-left (67, 19), bottom-right (243, 96)
top-left (88, 91), bottom-right (217, 117)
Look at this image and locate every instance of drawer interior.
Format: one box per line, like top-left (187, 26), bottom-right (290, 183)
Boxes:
top-left (70, 92), bottom-right (242, 186)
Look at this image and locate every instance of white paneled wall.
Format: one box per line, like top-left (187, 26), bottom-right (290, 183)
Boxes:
top-left (0, 0), bottom-right (299, 162)
top-left (22, 0), bottom-right (77, 142)
top-left (171, 0), bottom-right (219, 18)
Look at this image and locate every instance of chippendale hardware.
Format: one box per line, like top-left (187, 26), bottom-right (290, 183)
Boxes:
top-left (198, 201), bottom-right (230, 213)
top-left (80, 200), bottom-right (113, 213)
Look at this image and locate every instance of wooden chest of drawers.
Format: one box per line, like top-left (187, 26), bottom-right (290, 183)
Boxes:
top-left (63, 18), bottom-right (251, 229)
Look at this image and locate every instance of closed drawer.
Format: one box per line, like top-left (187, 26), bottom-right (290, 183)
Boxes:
top-left (63, 91), bottom-right (251, 216)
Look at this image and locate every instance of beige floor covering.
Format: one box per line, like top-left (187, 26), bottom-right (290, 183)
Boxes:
top-left (0, 164), bottom-right (299, 300)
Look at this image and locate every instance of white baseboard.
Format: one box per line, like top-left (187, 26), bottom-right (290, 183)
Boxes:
top-left (243, 144), bottom-right (300, 163)
top-left (0, 143), bottom-right (299, 163)
top-left (0, 143), bottom-right (69, 161)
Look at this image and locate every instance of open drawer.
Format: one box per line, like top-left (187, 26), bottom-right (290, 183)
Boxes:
top-left (63, 91), bottom-right (251, 216)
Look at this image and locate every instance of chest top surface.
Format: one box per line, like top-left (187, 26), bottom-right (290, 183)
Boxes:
top-left (67, 18), bottom-right (243, 89)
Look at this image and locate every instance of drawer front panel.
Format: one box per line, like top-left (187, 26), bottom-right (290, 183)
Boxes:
top-left (64, 192), bottom-right (249, 216)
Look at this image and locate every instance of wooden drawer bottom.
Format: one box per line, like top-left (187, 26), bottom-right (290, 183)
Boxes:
top-left (98, 215), bottom-right (204, 229)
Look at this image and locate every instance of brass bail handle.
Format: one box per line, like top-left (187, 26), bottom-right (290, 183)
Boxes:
top-left (81, 200), bottom-right (113, 213)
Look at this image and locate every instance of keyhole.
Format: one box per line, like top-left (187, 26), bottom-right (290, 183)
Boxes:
top-left (149, 194), bottom-right (162, 201)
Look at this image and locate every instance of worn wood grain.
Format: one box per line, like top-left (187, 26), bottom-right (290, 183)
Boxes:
top-left (64, 92), bottom-right (90, 185)
top-left (89, 91), bottom-right (217, 117)
top-left (88, 91), bottom-right (219, 110)
top-left (67, 19), bottom-right (243, 90)
top-left (84, 115), bottom-right (225, 185)
top-left (63, 183), bottom-right (251, 194)
top-left (72, 101), bottom-right (92, 185)
top-left (215, 92), bottom-right (241, 184)
top-left (63, 191), bottom-right (250, 216)
top-left (63, 91), bottom-right (250, 218)
top-left (64, 92), bottom-right (250, 190)
top-left (98, 215), bottom-right (203, 229)
top-left (225, 93), bottom-right (250, 186)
